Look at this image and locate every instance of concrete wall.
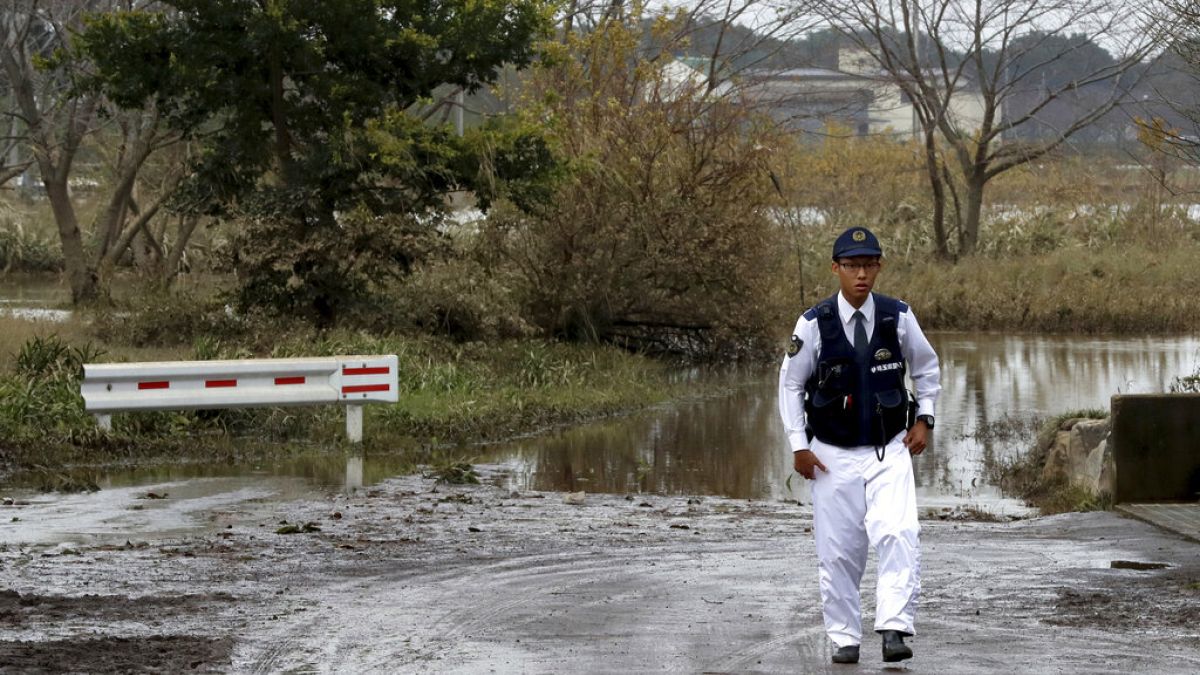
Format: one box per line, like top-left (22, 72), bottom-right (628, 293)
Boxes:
top-left (1111, 394), bottom-right (1200, 503)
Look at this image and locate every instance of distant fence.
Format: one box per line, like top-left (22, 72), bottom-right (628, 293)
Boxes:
top-left (81, 355), bottom-right (399, 442)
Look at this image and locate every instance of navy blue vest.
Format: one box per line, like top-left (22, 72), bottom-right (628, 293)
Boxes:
top-left (803, 293), bottom-right (911, 447)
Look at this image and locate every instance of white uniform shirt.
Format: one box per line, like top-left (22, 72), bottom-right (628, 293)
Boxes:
top-left (778, 291), bottom-right (941, 453)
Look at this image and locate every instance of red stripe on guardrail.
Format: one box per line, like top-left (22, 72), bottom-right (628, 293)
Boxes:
top-left (205, 379), bottom-right (237, 388)
top-left (343, 384), bottom-right (390, 394)
top-left (138, 381), bottom-right (169, 390)
top-left (275, 376), bottom-right (306, 385)
top-left (344, 366), bottom-right (390, 376)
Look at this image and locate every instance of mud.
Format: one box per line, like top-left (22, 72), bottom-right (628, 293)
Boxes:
top-left (0, 590), bottom-right (236, 626)
top-left (2, 470), bottom-right (1198, 673)
top-left (0, 636), bottom-right (233, 674)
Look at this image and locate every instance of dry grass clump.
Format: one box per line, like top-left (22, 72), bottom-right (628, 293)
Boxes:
top-left (886, 244), bottom-right (1200, 333)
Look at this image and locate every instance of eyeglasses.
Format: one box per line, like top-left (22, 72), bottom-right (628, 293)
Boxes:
top-left (836, 261), bottom-right (881, 272)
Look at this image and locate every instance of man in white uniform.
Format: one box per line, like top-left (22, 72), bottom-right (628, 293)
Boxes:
top-left (778, 226), bottom-right (940, 665)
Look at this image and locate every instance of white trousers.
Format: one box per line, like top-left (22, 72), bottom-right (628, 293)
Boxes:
top-left (810, 433), bottom-right (920, 647)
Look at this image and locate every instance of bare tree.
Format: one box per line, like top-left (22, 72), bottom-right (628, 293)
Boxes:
top-left (1, 0), bottom-right (185, 302)
top-left (0, 99), bottom-right (33, 188)
top-left (816, 0), bottom-right (1158, 255)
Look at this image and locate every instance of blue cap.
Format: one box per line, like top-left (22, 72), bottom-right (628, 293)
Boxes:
top-left (832, 227), bottom-right (883, 259)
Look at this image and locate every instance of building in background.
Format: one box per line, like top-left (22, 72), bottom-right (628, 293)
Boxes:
top-left (740, 47), bottom-right (985, 139)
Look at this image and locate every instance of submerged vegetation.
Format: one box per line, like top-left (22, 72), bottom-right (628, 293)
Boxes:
top-left (0, 325), bottom-right (681, 483)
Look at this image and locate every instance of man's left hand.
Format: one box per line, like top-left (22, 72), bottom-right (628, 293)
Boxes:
top-left (904, 420), bottom-right (930, 455)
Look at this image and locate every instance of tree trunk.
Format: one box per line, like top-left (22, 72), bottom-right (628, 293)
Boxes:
top-left (101, 188), bottom-right (169, 274)
top-left (922, 130), bottom-right (950, 259)
top-left (42, 175), bottom-right (99, 303)
top-left (163, 215), bottom-right (201, 284)
top-left (97, 184), bottom-right (131, 258)
top-left (962, 172), bottom-right (986, 255)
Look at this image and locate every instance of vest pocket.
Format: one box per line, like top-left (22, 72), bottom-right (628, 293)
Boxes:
top-left (807, 390), bottom-right (855, 443)
top-left (873, 389), bottom-right (909, 443)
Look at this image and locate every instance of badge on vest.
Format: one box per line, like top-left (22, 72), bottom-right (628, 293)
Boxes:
top-left (787, 335), bottom-right (803, 357)
top-left (874, 348), bottom-right (892, 361)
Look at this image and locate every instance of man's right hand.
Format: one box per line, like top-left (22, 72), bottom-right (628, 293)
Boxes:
top-left (793, 449), bottom-right (828, 480)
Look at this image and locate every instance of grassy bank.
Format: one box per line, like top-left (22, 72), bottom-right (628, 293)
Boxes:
top-left (0, 321), bottom-right (684, 484)
top-left (778, 239), bottom-right (1200, 334)
top-left (887, 244), bottom-right (1200, 333)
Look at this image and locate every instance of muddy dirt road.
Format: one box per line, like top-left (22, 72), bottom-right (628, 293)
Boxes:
top-left (2, 471), bottom-right (1198, 673)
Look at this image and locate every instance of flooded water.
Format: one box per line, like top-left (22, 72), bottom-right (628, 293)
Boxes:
top-left (0, 279), bottom-right (71, 321)
top-left (0, 279), bottom-right (67, 306)
top-left (2, 334), bottom-right (1199, 530)
top-left (480, 334), bottom-right (1200, 512)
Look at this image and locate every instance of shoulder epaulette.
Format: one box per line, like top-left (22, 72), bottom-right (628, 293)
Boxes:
top-left (803, 295), bottom-right (839, 322)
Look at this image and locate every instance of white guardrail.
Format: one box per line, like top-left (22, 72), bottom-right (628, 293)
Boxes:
top-left (81, 355), bottom-right (399, 442)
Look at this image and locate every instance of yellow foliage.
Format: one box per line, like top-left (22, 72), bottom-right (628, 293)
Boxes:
top-left (490, 8), bottom-right (793, 354)
top-left (775, 123), bottom-right (928, 229)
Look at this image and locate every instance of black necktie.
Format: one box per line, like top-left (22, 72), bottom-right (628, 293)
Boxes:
top-left (852, 310), bottom-right (868, 360)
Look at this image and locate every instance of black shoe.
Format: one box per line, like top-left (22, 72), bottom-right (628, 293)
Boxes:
top-left (880, 630), bottom-right (913, 662)
top-left (831, 644), bottom-right (860, 664)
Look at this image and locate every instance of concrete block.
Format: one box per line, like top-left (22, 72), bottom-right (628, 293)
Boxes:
top-left (1111, 394), bottom-right (1200, 503)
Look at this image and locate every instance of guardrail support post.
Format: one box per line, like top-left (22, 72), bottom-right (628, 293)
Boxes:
top-left (346, 404), bottom-right (363, 443)
top-left (95, 414), bottom-right (112, 432)
top-left (345, 455), bottom-right (364, 491)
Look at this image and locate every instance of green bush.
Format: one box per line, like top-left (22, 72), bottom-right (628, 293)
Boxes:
top-left (0, 336), bottom-right (101, 440)
top-left (226, 206), bottom-right (450, 328)
top-left (91, 288), bottom-right (250, 347)
top-left (377, 248), bottom-right (533, 341)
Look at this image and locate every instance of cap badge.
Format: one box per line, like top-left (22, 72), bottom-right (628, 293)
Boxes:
top-left (852, 230), bottom-right (866, 242)
top-left (874, 348), bottom-right (892, 361)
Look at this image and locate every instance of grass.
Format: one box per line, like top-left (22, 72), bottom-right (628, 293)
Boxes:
top-left (0, 314), bottom-right (190, 370)
top-left (0, 204), bottom-right (63, 273)
top-left (778, 239), bottom-right (1200, 335)
top-left (426, 456), bottom-right (481, 485)
top-left (884, 244), bottom-right (1200, 334)
top-left (1032, 482), bottom-right (1114, 515)
top-left (987, 408), bottom-right (1111, 515)
top-left (957, 412), bottom-right (1045, 443)
top-left (775, 196), bottom-right (1200, 336)
top-left (0, 321), bottom-right (682, 484)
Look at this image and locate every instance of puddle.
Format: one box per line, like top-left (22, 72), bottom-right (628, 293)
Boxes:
top-left (1, 477), bottom-right (316, 546)
top-left (0, 453), bottom-right (419, 546)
